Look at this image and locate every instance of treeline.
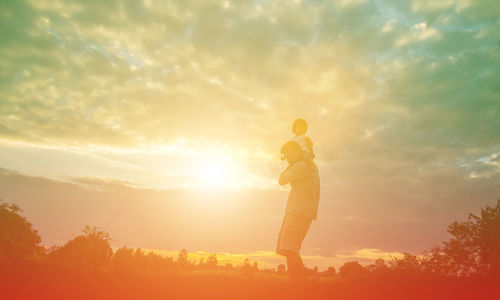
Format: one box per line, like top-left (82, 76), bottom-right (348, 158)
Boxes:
top-left (1, 199), bottom-right (499, 280)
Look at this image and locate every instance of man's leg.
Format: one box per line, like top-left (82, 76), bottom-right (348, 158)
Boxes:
top-left (285, 251), bottom-right (305, 282)
top-left (276, 214), bottom-right (312, 282)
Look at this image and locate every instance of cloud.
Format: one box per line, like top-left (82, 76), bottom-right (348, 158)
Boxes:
top-left (394, 22), bottom-right (441, 46)
top-left (336, 248), bottom-right (404, 261)
top-left (1, 0), bottom-right (497, 157)
top-left (72, 177), bottom-right (147, 192)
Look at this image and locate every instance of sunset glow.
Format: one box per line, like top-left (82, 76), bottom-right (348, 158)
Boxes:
top-left (1, 0), bottom-right (499, 274)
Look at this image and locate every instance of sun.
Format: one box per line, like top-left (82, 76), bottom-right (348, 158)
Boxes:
top-left (191, 154), bottom-right (251, 188)
top-left (199, 162), bottom-right (231, 187)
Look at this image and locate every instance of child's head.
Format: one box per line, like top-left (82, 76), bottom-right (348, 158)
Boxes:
top-left (292, 118), bottom-right (308, 136)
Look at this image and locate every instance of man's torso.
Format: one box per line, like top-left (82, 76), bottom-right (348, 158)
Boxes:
top-left (283, 161), bottom-right (320, 220)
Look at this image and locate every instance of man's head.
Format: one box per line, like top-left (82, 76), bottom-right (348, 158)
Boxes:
top-left (292, 118), bottom-right (308, 136)
top-left (280, 141), bottom-right (304, 164)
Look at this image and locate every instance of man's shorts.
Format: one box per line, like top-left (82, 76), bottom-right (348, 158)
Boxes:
top-left (276, 213), bottom-right (312, 256)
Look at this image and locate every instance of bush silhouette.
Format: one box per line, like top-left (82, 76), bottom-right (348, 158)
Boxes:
top-left (49, 225), bottom-right (112, 269)
top-left (0, 200), bottom-right (42, 260)
top-left (339, 261), bottom-right (367, 280)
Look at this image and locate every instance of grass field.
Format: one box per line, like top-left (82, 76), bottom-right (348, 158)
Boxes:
top-left (2, 260), bottom-right (498, 300)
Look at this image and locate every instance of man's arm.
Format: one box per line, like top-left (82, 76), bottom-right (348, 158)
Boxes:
top-left (279, 161), bottom-right (310, 185)
top-left (279, 164), bottom-right (293, 185)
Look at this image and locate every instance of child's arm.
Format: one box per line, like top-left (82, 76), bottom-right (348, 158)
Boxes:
top-left (305, 137), bottom-right (315, 159)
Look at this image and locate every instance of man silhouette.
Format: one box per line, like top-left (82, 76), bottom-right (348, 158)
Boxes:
top-left (277, 140), bottom-right (320, 282)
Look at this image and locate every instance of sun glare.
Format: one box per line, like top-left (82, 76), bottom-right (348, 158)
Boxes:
top-left (199, 162), bottom-right (234, 187)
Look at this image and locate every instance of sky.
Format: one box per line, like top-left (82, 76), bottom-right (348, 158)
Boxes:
top-left (1, 0), bottom-right (499, 270)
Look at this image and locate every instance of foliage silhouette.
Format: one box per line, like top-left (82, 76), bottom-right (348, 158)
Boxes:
top-left (0, 199), bottom-right (42, 260)
top-left (321, 266), bottom-right (337, 277)
top-left (110, 247), bottom-right (174, 275)
top-left (199, 253), bottom-right (218, 270)
top-left (442, 199), bottom-right (500, 276)
top-left (48, 225), bottom-right (113, 269)
top-left (338, 261), bottom-right (367, 280)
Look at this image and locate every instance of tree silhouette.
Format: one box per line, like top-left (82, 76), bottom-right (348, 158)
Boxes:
top-left (389, 253), bottom-right (422, 274)
top-left (367, 258), bottom-right (389, 275)
top-left (49, 225), bottom-right (112, 269)
top-left (339, 261), bottom-right (367, 280)
top-left (322, 266), bottom-right (336, 277)
top-left (111, 246), bottom-right (136, 271)
top-left (0, 200), bottom-right (42, 260)
top-left (252, 261), bottom-right (259, 272)
top-left (176, 248), bottom-right (192, 270)
top-left (110, 247), bottom-right (174, 275)
top-left (205, 253), bottom-right (218, 270)
top-left (239, 258), bottom-right (255, 278)
top-left (436, 199), bottom-right (500, 276)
